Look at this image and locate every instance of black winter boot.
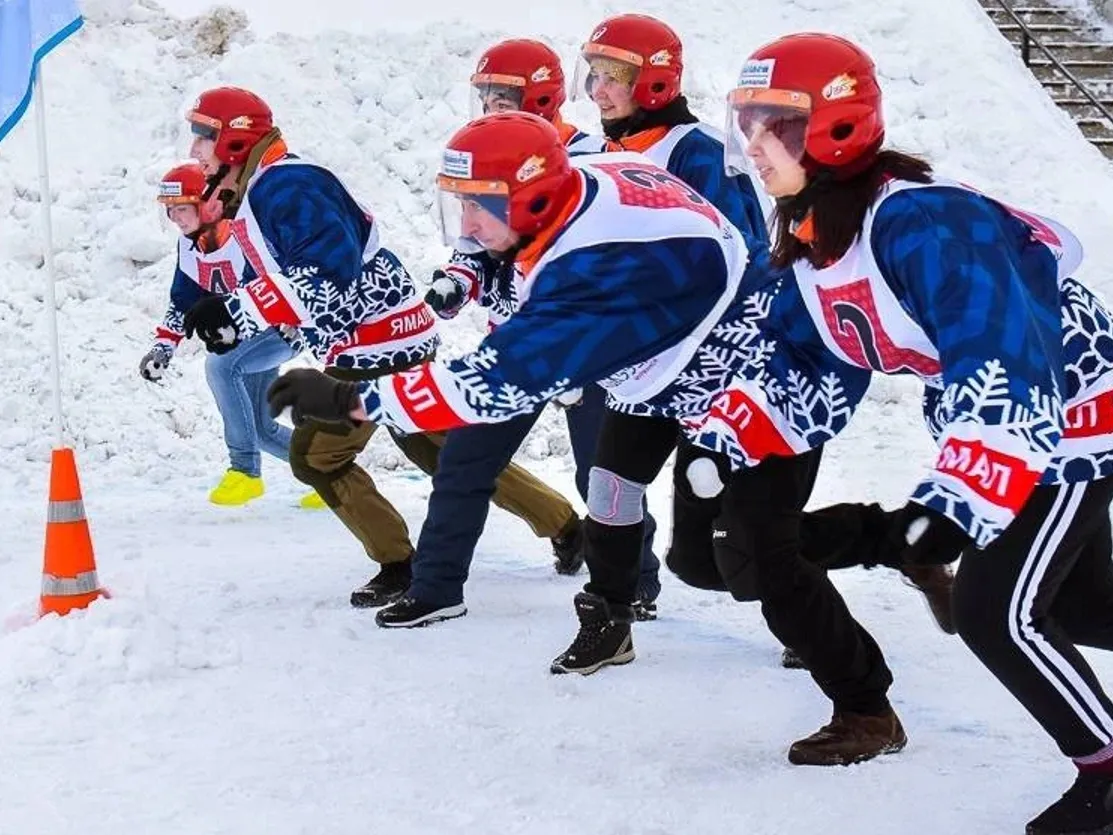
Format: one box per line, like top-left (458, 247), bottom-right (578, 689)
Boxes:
top-left (1027, 771), bottom-right (1113, 835)
top-left (350, 558), bottom-right (412, 608)
top-left (550, 592), bottom-right (635, 675)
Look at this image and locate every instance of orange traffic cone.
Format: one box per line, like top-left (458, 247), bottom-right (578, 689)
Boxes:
top-left (39, 447), bottom-right (108, 617)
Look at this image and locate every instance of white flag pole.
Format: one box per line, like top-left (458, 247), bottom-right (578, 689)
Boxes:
top-left (33, 62), bottom-right (65, 450)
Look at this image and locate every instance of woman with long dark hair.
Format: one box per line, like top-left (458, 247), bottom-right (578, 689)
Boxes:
top-left (721, 32), bottom-right (1113, 835)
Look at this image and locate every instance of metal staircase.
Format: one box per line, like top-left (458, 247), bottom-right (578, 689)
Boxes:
top-left (979, 0), bottom-right (1113, 157)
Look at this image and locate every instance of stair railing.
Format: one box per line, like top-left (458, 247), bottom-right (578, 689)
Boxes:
top-left (992, 0), bottom-right (1113, 123)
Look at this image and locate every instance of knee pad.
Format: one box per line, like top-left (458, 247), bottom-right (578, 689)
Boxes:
top-left (587, 466), bottom-right (646, 526)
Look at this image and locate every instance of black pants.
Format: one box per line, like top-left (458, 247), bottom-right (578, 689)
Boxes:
top-left (667, 438), bottom-right (900, 597)
top-left (954, 477), bottom-right (1113, 759)
top-left (583, 411), bottom-right (678, 606)
top-left (712, 447), bottom-right (894, 715)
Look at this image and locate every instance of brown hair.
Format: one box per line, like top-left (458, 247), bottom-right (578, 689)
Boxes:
top-left (770, 150), bottom-right (933, 269)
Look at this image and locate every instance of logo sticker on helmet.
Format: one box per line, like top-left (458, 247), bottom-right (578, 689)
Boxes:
top-left (531, 65), bottom-right (552, 82)
top-left (738, 58), bottom-right (775, 89)
top-left (515, 154), bottom-right (546, 183)
top-left (648, 49), bottom-right (672, 67)
top-left (159, 182), bottom-right (184, 197)
top-left (442, 149), bottom-right (474, 179)
top-left (590, 26), bottom-right (606, 41)
top-left (822, 73), bottom-right (857, 101)
top-left (477, 57), bottom-right (489, 72)
top-left (228, 116), bottom-right (253, 129)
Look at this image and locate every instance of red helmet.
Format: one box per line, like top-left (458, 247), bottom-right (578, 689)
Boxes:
top-left (186, 87), bottom-right (274, 166)
top-left (436, 112), bottom-right (576, 244)
top-left (727, 33), bottom-right (884, 172)
top-left (157, 162), bottom-right (223, 224)
top-left (471, 39), bottom-right (566, 121)
top-left (578, 14), bottom-right (683, 110)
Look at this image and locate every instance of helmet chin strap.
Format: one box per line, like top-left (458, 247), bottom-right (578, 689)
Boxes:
top-left (202, 164), bottom-right (229, 202)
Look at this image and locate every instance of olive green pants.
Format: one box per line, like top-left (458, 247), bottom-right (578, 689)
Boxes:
top-left (288, 368), bottom-right (576, 564)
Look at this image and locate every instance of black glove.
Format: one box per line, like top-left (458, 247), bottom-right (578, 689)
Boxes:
top-left (139, 345), bottom-right (173, 381)
top-left (183, 295), bottom-right (239, 354)
top-left (267, 369), bottom-right (361, 427)
top-left (891, 503), bottom-right (972, 566)
top-left (424, 270), bottom-right (468, 317)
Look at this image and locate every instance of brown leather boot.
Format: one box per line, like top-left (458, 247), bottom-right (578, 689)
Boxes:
top-left (900, 563), bottom-right (956, 634)
top-left (788, 707), bottom-right (907, 766)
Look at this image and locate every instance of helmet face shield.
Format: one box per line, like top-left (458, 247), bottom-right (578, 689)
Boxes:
top-left (435, 174), bottom-right (512, 251)
top-left (470, 74), bottom-right (526, 117)
top-left (571, 46), bottom-right (640, 102)
top-left (188, 114), bottom-right (220, 142)
top-left (725, 87), bottom-right (811, 180)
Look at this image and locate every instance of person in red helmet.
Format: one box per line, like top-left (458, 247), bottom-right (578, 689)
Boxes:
top-left (467, 38), bottom-right (602, 153)
top-left (267, 111), bottom-right (872, 689)
top-left (573, 14), bottom-right (766, 239)
top-left (180, 87), bottom-right (581, 609)
top-left (399, 38), bottom-right (661, 629)
top-left (141, 161), bottom-right (319, 508)
top-left (716, 32), bottom-right (1113, 829)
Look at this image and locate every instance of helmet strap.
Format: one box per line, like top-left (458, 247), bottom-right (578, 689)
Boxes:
top-left (202, 164), bottom-right (230, 202)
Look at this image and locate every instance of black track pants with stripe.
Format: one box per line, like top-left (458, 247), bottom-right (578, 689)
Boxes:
top-left (954, 476), bottom-right (1113, 758)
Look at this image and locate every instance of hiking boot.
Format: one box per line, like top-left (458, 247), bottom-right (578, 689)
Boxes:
top-left (375, 596), bottom-right (467, 628)
top-left (1027, 771), bottom-right (1113, 835)
top-left (788, 707), bottom-right (907, 766)
top-left (550, 592), bottom-right (635, 675)
top-left (552, 516), bottom-right (584, 576)
top-left (632, 599), bottom-right (658, 621)
top-left (350, 558), bottom-right (412, 608)
top-left (781, 646), bottom-right (807, 669)
top-left (900, 563), bottom-right (956, 634)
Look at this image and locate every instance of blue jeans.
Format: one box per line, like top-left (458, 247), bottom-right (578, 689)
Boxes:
top-left (409, 383), bottom-right (661, 607)
top-left (204, 328), bottom-right (296, 477)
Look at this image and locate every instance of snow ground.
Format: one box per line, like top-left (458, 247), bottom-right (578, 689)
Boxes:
top-left (2, 0), bottom-right (1113, 831)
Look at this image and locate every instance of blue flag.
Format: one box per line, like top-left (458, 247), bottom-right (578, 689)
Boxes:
top-left (0, 0), bottom-right (82, 144)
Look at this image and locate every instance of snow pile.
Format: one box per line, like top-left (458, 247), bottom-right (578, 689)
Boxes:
top-left (0, 1), bottom-right (1112, 833)
top-left (1, 0), bottom-right (1111, 497)
top-left (0, 592), bottom-right (240, 693)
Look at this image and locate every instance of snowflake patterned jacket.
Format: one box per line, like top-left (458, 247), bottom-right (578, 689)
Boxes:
top-left (222, 155), bottom-right (439, 370)
top-left (722, 178), bottom-right (1113, 547)
top-left (352, 151), bottom-right (789, 438)
top-left (153, 224), bottom-right (250, 354)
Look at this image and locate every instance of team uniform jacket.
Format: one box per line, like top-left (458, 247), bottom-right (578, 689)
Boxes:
top-left (152, 225), bottom-right (254, 353)
top-left (351, 151), bottom-right (805, 447)
top-left (692, 178), bottom-right (1113, 547)
top-left (221, 154), bottom-right (439, 370)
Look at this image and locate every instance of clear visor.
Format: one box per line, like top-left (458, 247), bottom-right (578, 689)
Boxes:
top-left (470, 74), bottom-right (525, 118)
top-left (435, 175), bottom-right (511, 250)
top-left (571, 46), bottom-right (640, 102)
top-left (189, 118), bottom-right (219, 142)
top-left (724, 87), bottom-right (812, 180)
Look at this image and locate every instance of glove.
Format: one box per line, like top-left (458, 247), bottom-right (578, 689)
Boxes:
top-left (424, 270), bottom-right (467, 318)
top-left (891, 502), bottom-right (972, 566)
top-left (553, 387), bottom-right (584, 409)
top-left (139, 345), bottom-right (173, 381)
top-left (183, 295), bottom-right (239, 354)
top-left (267, 368), bottom-right (362, 427)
